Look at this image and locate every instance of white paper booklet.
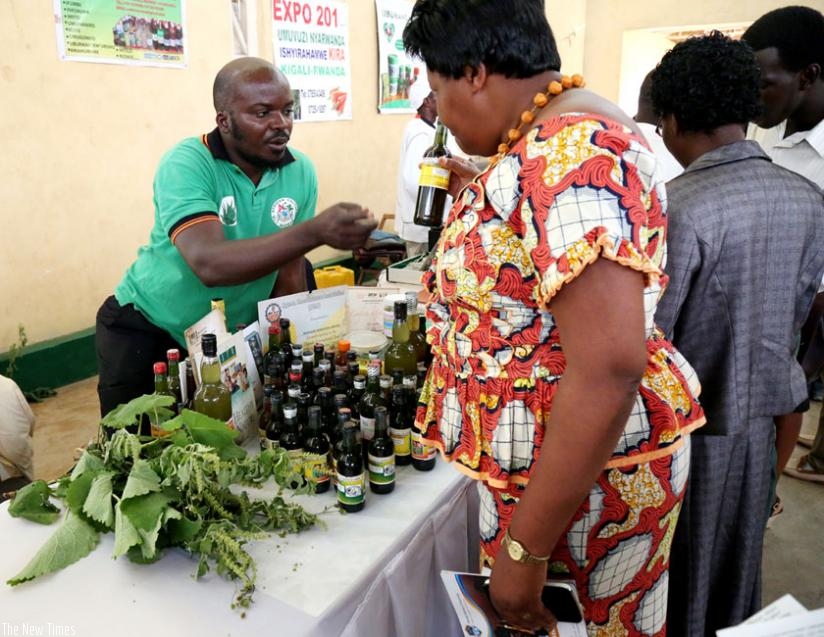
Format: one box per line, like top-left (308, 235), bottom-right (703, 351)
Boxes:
top-left (440, 570), bottom-right (587, 637)
top-left (215, 332), bottom-right (258, 444)
top-left (240, 322), bottom-right (264, 410)
top-left (258, 286), bottom-right (348, 349)
top-left (718, 595), bottom-right (824, 637)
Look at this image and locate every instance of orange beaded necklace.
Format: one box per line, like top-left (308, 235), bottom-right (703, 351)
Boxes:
top-left (492, 73), bottom-right (585, 164)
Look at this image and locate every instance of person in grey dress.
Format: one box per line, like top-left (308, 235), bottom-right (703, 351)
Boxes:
top-left (650, 33), bottom-right (824, 636)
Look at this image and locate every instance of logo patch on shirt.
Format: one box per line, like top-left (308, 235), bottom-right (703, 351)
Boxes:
top-left (272, 197), bottom-right (298, 228)
top-left (219, 196), bottom-right (238, 226)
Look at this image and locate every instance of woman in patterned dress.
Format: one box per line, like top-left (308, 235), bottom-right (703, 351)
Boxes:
top-left (403, 1), bottom-right (705, 635)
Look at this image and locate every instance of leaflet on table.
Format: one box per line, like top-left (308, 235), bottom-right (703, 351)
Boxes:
top-left (440, 571), bottom-right (587, 637)
top-left (257, 285), bottom-right (399, 349)
top-left (240, 323), bottom-right (265, 410)
top-left (740, 593), bottom-right (807, 625)
top-left (183, 308), bottom-right (229, 385)
top-left (718, 594), bottom-right (824, 636)
top-left (346, 286), bottom-right (397, 333)
top-left (216, 332), bottom-right (258, 444)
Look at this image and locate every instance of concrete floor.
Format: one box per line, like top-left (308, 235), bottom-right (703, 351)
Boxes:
top-left (29, 376), bottom-right (824, 610)
top-left (763, 401), bottom-right (824, 610)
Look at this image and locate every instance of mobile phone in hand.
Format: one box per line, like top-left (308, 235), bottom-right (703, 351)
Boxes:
top-left (540, 581), bottom-right (583, 624)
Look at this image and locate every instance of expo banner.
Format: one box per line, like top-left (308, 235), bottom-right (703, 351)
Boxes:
top-left (54, 0), bottom-right (186, 68)
top-left (375, 0), bottom-right (425, 114)
top-left (272, 0), bottom-right (352, 122)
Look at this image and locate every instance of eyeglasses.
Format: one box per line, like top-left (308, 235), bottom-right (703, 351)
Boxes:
top-left (655, 117), bottom-right (664, 137)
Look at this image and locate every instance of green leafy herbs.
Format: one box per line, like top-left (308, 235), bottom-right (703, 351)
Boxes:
top-left (8, 480), bottom-right (60, 524)
top-left (6, 395), bottom-right (320, 611)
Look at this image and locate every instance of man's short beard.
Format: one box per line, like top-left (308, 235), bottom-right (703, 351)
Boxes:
top-left (229, 114), bottom-right (285, 168)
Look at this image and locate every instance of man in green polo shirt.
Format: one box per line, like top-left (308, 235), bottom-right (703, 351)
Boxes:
top-left (95, 57), bottom-right (376, 416)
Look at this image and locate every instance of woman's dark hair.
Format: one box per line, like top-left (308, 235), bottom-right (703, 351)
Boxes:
top-left (402, 0), bottom-right (561, 79)
top-left (650, 32), bottom-right (761, 133)
top-left (742, 6), bottom-right (824, 72)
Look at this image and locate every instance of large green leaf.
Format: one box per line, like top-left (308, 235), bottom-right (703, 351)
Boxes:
top-left (121, 460), bottom-right (161, 500)
top-left (165, 516), bottom-right (203, 545)
top-left (120, 491), bottom-right (173, 532)
top-left (82, 471), bottom-right (115, 529)
top-left (101, 394), bottom-right (175, 430)
top-left (70, 450), bottom-right (105, 481)
top-left (172, 410), bottom-right (245, 461)
top-left (65, 471), bottom-right (96, 517)
top-left (8, 481), bottom-right (59, 525)
top-left (7, 513), bottom-right (100, 585)
top-left (113, 503), bottom-right (141, 558)
top-left (117, 492), bottom-right (177, 560)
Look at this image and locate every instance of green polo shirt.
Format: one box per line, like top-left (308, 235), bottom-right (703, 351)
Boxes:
top-left (115, 129), bottom-right (318, 345)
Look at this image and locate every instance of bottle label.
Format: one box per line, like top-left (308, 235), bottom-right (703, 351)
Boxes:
top-left (329, 455), bottom-right (338, 486)
top-left (412, 430), bottom-right (437, 460)
top-left (368, 454), bottom-right (396, 485)
top-left (389, 427), bottom-right (411, 457)
top-left (360, 415), bottom-right (376, 442)
top-left (336, 473), bottom-right (365, 505)
top-left (150, 423), bottom-right (172, 438)
top-left (287, 448), bottom-right (304, 477)
top-left (418, 159), bottom-right (450, 190)
top-left (260, 437), bottom-right (280, 452)
top-left (304, 452), bottom-right (330, 485)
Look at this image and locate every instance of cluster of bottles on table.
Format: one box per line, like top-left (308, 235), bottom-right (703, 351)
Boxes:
top-left (151, 291), bottom-right (435, 513)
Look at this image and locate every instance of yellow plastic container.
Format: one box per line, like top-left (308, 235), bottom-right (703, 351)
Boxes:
top-left (314, 265), bottom-right (355, 288)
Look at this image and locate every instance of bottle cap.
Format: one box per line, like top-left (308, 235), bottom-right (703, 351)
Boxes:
top-left (201, 333), bottom-right (218, 356)
top-left (279, 317), bottom-right (291, 328)
top-left (153, 362), bottom-right (167, 374)
top-left (268, 323), bottom-right (281, 334)
top-left (167, 348), bottom-right (180, 361)
top-left (337, 339), bottom-right (351, 353)
top-left (394, 301), bottom-right (407, 320)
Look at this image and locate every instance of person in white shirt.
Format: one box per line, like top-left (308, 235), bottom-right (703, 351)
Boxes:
top-left (0, 374), bottom-right (35, 500)
top-left (395, 77), bottom-right (444, 256)
top-left (743, 6), bottom-right (824, 490)
top-left (633, 70), bottom-right (683, 183)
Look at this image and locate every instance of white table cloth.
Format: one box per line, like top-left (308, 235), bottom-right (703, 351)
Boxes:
top-left (0, 461), bottom-right (479, 637)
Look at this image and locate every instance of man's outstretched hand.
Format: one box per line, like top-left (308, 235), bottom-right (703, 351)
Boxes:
top-left (313, 203), bottom-right (378, 250)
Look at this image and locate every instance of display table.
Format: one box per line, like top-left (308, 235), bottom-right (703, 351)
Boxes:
top-left (0, 461), bottom-right (479, 637)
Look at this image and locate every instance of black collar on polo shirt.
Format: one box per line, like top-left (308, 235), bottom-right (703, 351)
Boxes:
top-left (201, 127), bottom-right (296, 169)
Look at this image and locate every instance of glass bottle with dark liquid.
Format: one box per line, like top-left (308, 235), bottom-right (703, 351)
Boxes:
top-left (412, 121), bottom-right (452, 228)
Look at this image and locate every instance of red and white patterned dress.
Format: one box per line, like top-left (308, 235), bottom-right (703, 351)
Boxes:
top-left (416, 114), bottom-right (705, 636)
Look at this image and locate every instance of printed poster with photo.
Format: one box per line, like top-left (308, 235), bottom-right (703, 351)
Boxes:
top-left (272, 0), bottom-right (352, 122)
top-left (257, 287), bottom-right (348, 350)
top-left (375, 0), bottom-right (425, 114)
top-left (217, 332), bottom-right (258, 444)
top-left (54, 0), bottom-right (186, 68)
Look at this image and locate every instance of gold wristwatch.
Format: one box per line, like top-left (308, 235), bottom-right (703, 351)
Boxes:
top-left (502, 529), bottom-right (551, 565)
